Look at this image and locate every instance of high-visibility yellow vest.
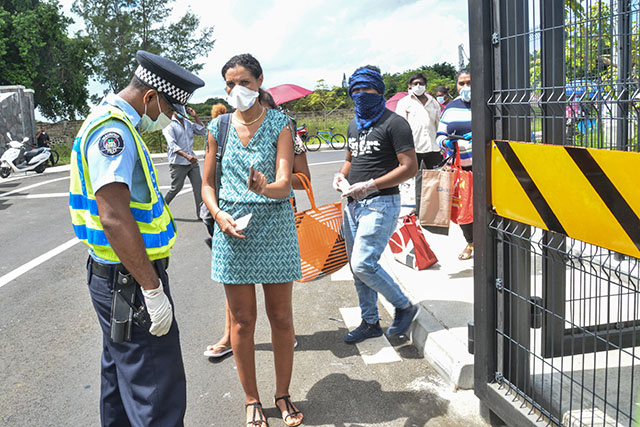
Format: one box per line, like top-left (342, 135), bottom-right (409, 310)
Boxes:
top-left (69, 106), bottom-right (176, 262)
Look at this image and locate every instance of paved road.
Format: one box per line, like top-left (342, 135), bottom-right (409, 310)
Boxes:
top-left (0, 149), bottom-right (485, 426)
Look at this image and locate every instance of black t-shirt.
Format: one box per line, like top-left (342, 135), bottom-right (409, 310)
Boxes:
top-left (37, 132), bottom-right (50, 147)
top-left (347, 109), bottom-right (414, 197)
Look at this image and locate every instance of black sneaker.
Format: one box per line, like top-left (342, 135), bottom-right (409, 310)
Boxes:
top-left (386, 304), bottom-right (419, 336)
top-left (344, 320), bottom-right (383, 344)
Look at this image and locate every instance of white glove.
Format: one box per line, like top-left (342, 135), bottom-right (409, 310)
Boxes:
top-left (141, 284), bottom-right (173, 337)
top-left (332, 173), bottom-right (350, 193)
top-left (344, 179), bottom-right (378, 200)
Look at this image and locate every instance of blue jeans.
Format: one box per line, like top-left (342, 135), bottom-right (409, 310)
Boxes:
top-left (343, 194), bottom-right (410, 324)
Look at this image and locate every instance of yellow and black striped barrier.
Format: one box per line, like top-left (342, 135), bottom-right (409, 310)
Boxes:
top-left (491, 140), bottom-right (640, 258)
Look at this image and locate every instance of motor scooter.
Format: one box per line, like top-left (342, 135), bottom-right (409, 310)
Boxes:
top-left (0, 132), bottom-right (51, 178)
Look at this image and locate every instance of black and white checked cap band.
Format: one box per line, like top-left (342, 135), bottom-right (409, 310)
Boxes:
top-left (135, 65), bottom-right (191, 105)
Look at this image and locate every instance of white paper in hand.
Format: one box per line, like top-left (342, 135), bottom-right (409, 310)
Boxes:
top-left (338, 177), bottom-right (351, 194)
top-left (234, 213), bottom-right (252, 231)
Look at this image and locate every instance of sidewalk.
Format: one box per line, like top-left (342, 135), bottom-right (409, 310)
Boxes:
top-left (381, 221), bottom-right (476, 390)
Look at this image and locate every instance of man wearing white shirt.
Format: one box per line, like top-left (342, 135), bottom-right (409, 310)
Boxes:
top-left (395, 73), bottom-right (442, 169)
top-left (163, 106), bottom-right (206, 218)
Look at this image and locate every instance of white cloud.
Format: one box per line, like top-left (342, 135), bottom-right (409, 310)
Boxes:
top-left (56, 0), bottom-right (469, 104)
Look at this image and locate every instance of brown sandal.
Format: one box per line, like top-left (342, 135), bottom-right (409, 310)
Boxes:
top-left (458, 243), bottom-right (473, 260)
top-left (274, 395), bottom-right (303, 426)
top-left (246, 402), bottom-right (268, 427)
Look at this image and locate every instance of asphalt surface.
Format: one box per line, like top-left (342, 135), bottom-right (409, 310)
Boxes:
top-left (0, 148), bottom-right (485, 426)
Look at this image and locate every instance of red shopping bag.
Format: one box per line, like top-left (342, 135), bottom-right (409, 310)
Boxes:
top-left (450, 145), bottom-right (473, 225)
top-left (389, 214), bottom-right (438, 270)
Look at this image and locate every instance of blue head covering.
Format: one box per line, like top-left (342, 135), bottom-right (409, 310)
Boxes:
top-left (348, 67), bottom-right (387, 132)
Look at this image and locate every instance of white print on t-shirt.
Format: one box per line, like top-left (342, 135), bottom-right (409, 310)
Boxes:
top-left (348, 129), bottom-right (381, 157)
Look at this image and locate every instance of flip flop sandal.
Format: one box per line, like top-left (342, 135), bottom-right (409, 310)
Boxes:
top-left (458, 244), bottom-right (474, 261)
top-left (246, 402), bottom-right (268, 427)
top-left (203, 344), bottom-right (232, 358)
top-left (274, 395), bottom-right (303, 427)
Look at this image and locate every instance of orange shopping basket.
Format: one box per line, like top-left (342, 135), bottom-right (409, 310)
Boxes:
top-left (293, 173), bottom-right (348, 282)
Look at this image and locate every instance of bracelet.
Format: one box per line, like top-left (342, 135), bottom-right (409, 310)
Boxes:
top-left (214, 209), bottom-right (222, 221)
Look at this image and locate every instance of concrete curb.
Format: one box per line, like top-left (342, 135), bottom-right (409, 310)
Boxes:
top-left (380, 251), bottom-right (475, 390)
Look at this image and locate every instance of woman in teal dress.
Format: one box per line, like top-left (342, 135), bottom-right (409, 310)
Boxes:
top-left (201, 54), bottom-right (303, 427)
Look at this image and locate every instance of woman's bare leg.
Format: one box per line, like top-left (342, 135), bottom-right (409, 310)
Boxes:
top-left (224, 284), bottom-right (259, 403)
top-left (264, 282), bottom-right (302, 425)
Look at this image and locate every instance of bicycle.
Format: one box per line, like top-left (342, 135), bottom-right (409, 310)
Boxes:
top-left (304, 127), bottom-right (346, 151)
top-left (48, 139), bottom-right (63, 166)
top-left (49, 146), bottom-right (59, 166)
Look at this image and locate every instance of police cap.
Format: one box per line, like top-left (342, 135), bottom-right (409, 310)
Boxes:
top-left (135, 50), bottom-right (205, 116)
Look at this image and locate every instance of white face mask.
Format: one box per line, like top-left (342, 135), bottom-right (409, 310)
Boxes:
top-left (139, 95), bottom-right (172, 132)
top-left (437, 96), bottom-right (445, 104)
top-left (227, 85), bottom-right (259, 112)
top-left (460, 86), bottom-right (471, 102)
top-left (411, 84), bottom-right (426, 97)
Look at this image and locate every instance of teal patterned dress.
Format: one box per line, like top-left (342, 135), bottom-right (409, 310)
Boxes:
top-left (208, 109), bottom-right (302, 284)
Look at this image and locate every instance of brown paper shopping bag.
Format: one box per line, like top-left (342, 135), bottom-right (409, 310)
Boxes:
top-left (418, 169), bottom-right (453, 232)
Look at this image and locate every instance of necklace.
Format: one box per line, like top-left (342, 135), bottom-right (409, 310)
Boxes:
top-left (233, 107), bottom-right (265, 126)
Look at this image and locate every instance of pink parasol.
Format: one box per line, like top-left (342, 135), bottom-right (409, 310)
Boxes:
top-left (266, 84), bottom-right (314, 105)
top-left (385, 92), bottom-right (408, 112)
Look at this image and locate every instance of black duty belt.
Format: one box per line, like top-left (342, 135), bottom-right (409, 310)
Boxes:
top-left (88, 257), bottom-right (169, 280)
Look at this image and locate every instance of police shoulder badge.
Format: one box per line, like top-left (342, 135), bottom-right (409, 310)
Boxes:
top-left (98, 132), bottom-right (125, 157)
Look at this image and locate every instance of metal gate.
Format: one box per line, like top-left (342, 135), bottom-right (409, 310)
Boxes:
top-left (470, 0), bottom-right (640, 425)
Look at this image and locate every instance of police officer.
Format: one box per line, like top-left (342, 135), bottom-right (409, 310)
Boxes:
top-left (69, 50), bottom-right (204, 426)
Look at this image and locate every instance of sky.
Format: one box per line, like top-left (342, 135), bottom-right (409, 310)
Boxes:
top-left (55, 0), bottom-right (469, 111)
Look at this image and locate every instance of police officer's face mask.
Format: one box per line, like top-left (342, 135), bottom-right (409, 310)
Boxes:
top-left (139, 94), bottom-right (172, 132)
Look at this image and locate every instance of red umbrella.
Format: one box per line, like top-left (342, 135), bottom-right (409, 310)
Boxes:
top-left (266, 84), bottom-right (313, 105)
top-left (386, 91), bottom-right (408, 112)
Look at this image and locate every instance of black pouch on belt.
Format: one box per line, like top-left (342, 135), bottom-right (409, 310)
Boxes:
top-left (110, 267), bottom-right (135, 343)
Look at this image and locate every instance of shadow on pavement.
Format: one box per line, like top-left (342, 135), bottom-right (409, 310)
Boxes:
top-left (269, 373), bottom-right (449, 426)
top-left (0, 198), bottom-right (12, 211)
top-left (0, 182), bottom-right (20, 192)
top-left (448, 268), bottom-right (473, 279)
top-left (255, 329), bottom-right (359, 359)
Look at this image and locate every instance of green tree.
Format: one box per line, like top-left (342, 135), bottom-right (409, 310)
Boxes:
top-left (0, 0), bottom-right (93, 119)
top-left (382, 65), bottom-right (457, 98)
top-left (293, 79), bottom-right (351, 113)
top-left (72, 0), bottom-right (214, 96)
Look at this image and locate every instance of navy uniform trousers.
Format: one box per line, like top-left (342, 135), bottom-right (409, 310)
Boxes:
top-left (87, 259), bottom-right (186, 427)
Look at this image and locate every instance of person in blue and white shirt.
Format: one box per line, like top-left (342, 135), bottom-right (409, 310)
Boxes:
top-left (163, 106), bottom-right (206, 218)
top-left (436, 68), bottom-right (474, 260)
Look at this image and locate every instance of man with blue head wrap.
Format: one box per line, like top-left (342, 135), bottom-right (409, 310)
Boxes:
top-left (333, 65), bottom-right (420, 343)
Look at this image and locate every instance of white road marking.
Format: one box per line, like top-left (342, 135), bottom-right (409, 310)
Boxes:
top-left (339, 307), bottom-right (402, 365)
top-left (308, 160), bottom-right (344, 166)
top-left (0, 238), bottom-right (81, 289)
top-left (331, 264), bottom-right (352, 281)
top-left (0, 176), bottom-right (69, 197)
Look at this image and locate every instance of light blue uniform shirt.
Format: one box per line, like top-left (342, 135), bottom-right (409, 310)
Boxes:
top-left (163, 115), bottom-right (206, 165)
top-left (85, 93), bottom-right (152, 263)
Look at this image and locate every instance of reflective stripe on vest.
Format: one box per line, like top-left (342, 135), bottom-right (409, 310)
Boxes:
top-left (69, 106), bottom-right (176, 262)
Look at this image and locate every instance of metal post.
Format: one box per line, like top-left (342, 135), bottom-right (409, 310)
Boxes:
top-left (498, 0), bottom-right (531, 394)
top-left (540, 0), bottom-right (567, 360)
top-left (469, 0), bottom-right (496, 397)
top-left (616, 0), bottom-right (631, 151)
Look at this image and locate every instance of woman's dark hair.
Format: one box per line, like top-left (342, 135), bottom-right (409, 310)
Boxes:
top-left (436, 86), bottom-right (450, 95)
top-left (221, 54), bottom-right (263, 79)
top-left (457, 68), bottom-right (471, 81)
top-left (258, 89), bottom-right (278, 109)
top-left (408, 73), bottom-right (427, 86)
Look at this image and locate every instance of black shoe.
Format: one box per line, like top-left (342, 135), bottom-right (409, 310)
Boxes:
top-left (204, 237), bottom-right (212, 248)
top-left (344, 320), bottom-right (383, 344)
top-left (387, 304), bottom-right (419, 336)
